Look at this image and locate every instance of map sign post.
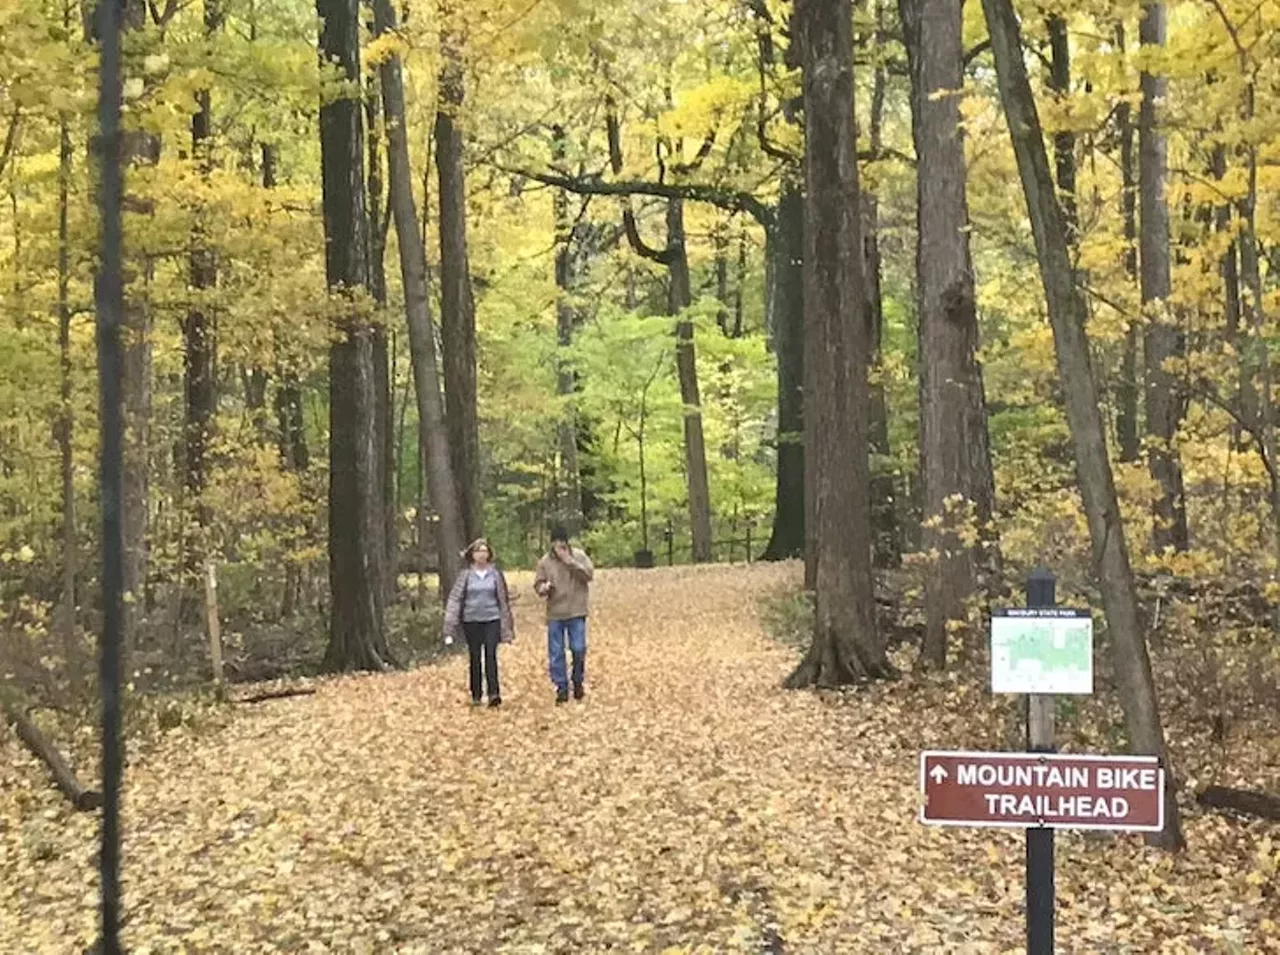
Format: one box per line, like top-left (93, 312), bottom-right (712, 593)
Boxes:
top-left (1022, 569), bottom-right (1060, 954)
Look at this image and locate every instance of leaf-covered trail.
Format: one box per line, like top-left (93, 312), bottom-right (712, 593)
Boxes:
top-left (3, 563), bottom-right (1276, 952)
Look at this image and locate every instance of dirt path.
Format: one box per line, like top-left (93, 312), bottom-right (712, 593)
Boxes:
top-left (2, 563), bottom-right (1273, 952)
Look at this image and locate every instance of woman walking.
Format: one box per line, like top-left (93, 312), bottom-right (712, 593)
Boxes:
top-left (443, 539), bottom-right (515, 707)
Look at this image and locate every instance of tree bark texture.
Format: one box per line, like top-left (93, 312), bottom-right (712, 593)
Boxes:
top-left (786, 0), bottom-right (895, 688)
top-left (902, 0), bottom-right (997, 667)
top-left (982, 0), bottom-right (1184, 848)
top-left (317, 0), bottom-right (390, 672)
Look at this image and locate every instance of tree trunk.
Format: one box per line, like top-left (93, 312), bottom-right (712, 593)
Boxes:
top-left (1115, 24), bottom-right (1141, 464)
top-left (1213, 143), bottom-right (1256, 442)
top-left (667, 198), bottom-right (715, 563)
top-left (435, 28), bottom-right (483, 541)
top-left (1140, 1), bottom-right (1189, 553)
top-left (56, 107), bottom-right (79, 687)
top-left (365, 77), bottom-right (396, 606)
top-left (121, 0), bottom-right (157, 634)
top-left (182, 0), bottom-right (222, 623)
top-left (762, 178), bottom-right (806, 565)
top-left (785, 0), bottom-right (895, 688)
top-left (714, 219), bottom-right (731, 335)
top-left (372, 0), bottom-right (466, 600)
top-left (982, 0), bottom-right (1184, 849)
top-left (1047, 14), bottom-right (1076, 236)
top-left (733, 227), bottom-right (747, 338)
top-left (865, 32), bottom-right (900, 571)
top-left (903, 0), bottom-right (996, 667)
top-left (552, 125), bottom-right (583, 533)
top-left (317, 0), bottom-right (390, 672)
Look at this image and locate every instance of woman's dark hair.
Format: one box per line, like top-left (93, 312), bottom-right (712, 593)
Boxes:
top-left (549, 525), bottom-right (569, 544)
top-left (462, 538), bottom-right (496, 564)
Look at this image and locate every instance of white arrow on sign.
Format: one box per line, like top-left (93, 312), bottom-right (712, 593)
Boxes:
top-left (930, 764), bottom-right (948, 783)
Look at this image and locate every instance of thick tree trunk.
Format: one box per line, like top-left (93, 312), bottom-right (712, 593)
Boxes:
top-left (903, 0), bottom-right (996, 667)
top-left (1115, 27), bottom-right (1141, 463)
top-left (121, 0), bottom-right (156, 632)
top-left (982, 0), bottom-right (1184, 849)
top-left (552, 125), bottom-right (584, 532)
top-left (666, 199), bottom-right (715, 563)
top-left (762, 179), bottom-right (806, 564)
top-left (181, 0), bottom-right (222, 623)
top-left (435, 32), bottom-right (483, 541)
top-left (372, 0), bottom-right (465, 600)
top-left (317, 0), bottom-right (390, 672)
top-left (785, 0), bottom-right (895, 688)
top-left (1140, 2), bottom-right (1189, 553)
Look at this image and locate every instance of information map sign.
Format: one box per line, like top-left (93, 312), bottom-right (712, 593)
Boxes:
top-left (990, 608), bottom-right (1093, 694)
top-left (919, 750), bottom-right (1165, 832)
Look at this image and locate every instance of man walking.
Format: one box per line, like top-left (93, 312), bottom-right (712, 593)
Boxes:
top-left (534, 526), bottom-right (594, 703)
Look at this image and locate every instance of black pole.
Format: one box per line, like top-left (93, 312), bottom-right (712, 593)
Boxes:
top-left (1025, 567), bottom-right (1056, 955)
top-left (94, 0), bottom-right (126, 950)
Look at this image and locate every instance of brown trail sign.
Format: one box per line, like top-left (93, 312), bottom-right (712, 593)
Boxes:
top-left (920, 750), bottom-right (1165, 832)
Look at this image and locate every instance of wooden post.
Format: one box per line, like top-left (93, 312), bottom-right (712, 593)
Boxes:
top-left (204, 560), bottom-right (224, 693)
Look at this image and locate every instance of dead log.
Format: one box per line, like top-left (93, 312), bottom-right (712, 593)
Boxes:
top-left (3, 702), bottom-right (102, 811)
top-left (234, 687), bottom-right (317, 704)
top-left (1196, 785), bottom-right (1280, 821)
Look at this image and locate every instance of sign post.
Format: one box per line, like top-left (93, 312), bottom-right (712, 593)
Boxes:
top-left (917, 569), bottom-right (1154, 955)
top-left (1025, 569), bottom-right (1056, 954)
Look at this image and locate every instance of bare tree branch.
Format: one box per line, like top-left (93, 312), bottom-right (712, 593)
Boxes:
top-left (502, 164), bottom-right (775, 229)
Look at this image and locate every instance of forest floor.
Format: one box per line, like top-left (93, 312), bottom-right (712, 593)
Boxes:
top-left (2, 562), bottom-right (1277, 953)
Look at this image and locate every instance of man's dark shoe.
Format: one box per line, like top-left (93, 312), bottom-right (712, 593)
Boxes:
top-left (555, 687), bottom-right (569, 704)
top-left (573, 682), bottom-right (584, 701)
top-left (488, 697), bottom-right (502, 708)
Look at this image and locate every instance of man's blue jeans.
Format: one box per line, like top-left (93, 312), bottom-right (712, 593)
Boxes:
top-left (547, 616), bottom-right (587, 691)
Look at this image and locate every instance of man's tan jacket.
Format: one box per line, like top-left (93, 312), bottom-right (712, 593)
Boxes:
top-left (533, 547), bottom-right (594, 620)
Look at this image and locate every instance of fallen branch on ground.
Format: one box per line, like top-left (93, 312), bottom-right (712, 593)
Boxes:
top-left (234, 687), bottom-right (317, 705)
top-left (1196, 785), bottom-right (1280, 821)
top-left (2, 702), bottom-right (102, 811)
